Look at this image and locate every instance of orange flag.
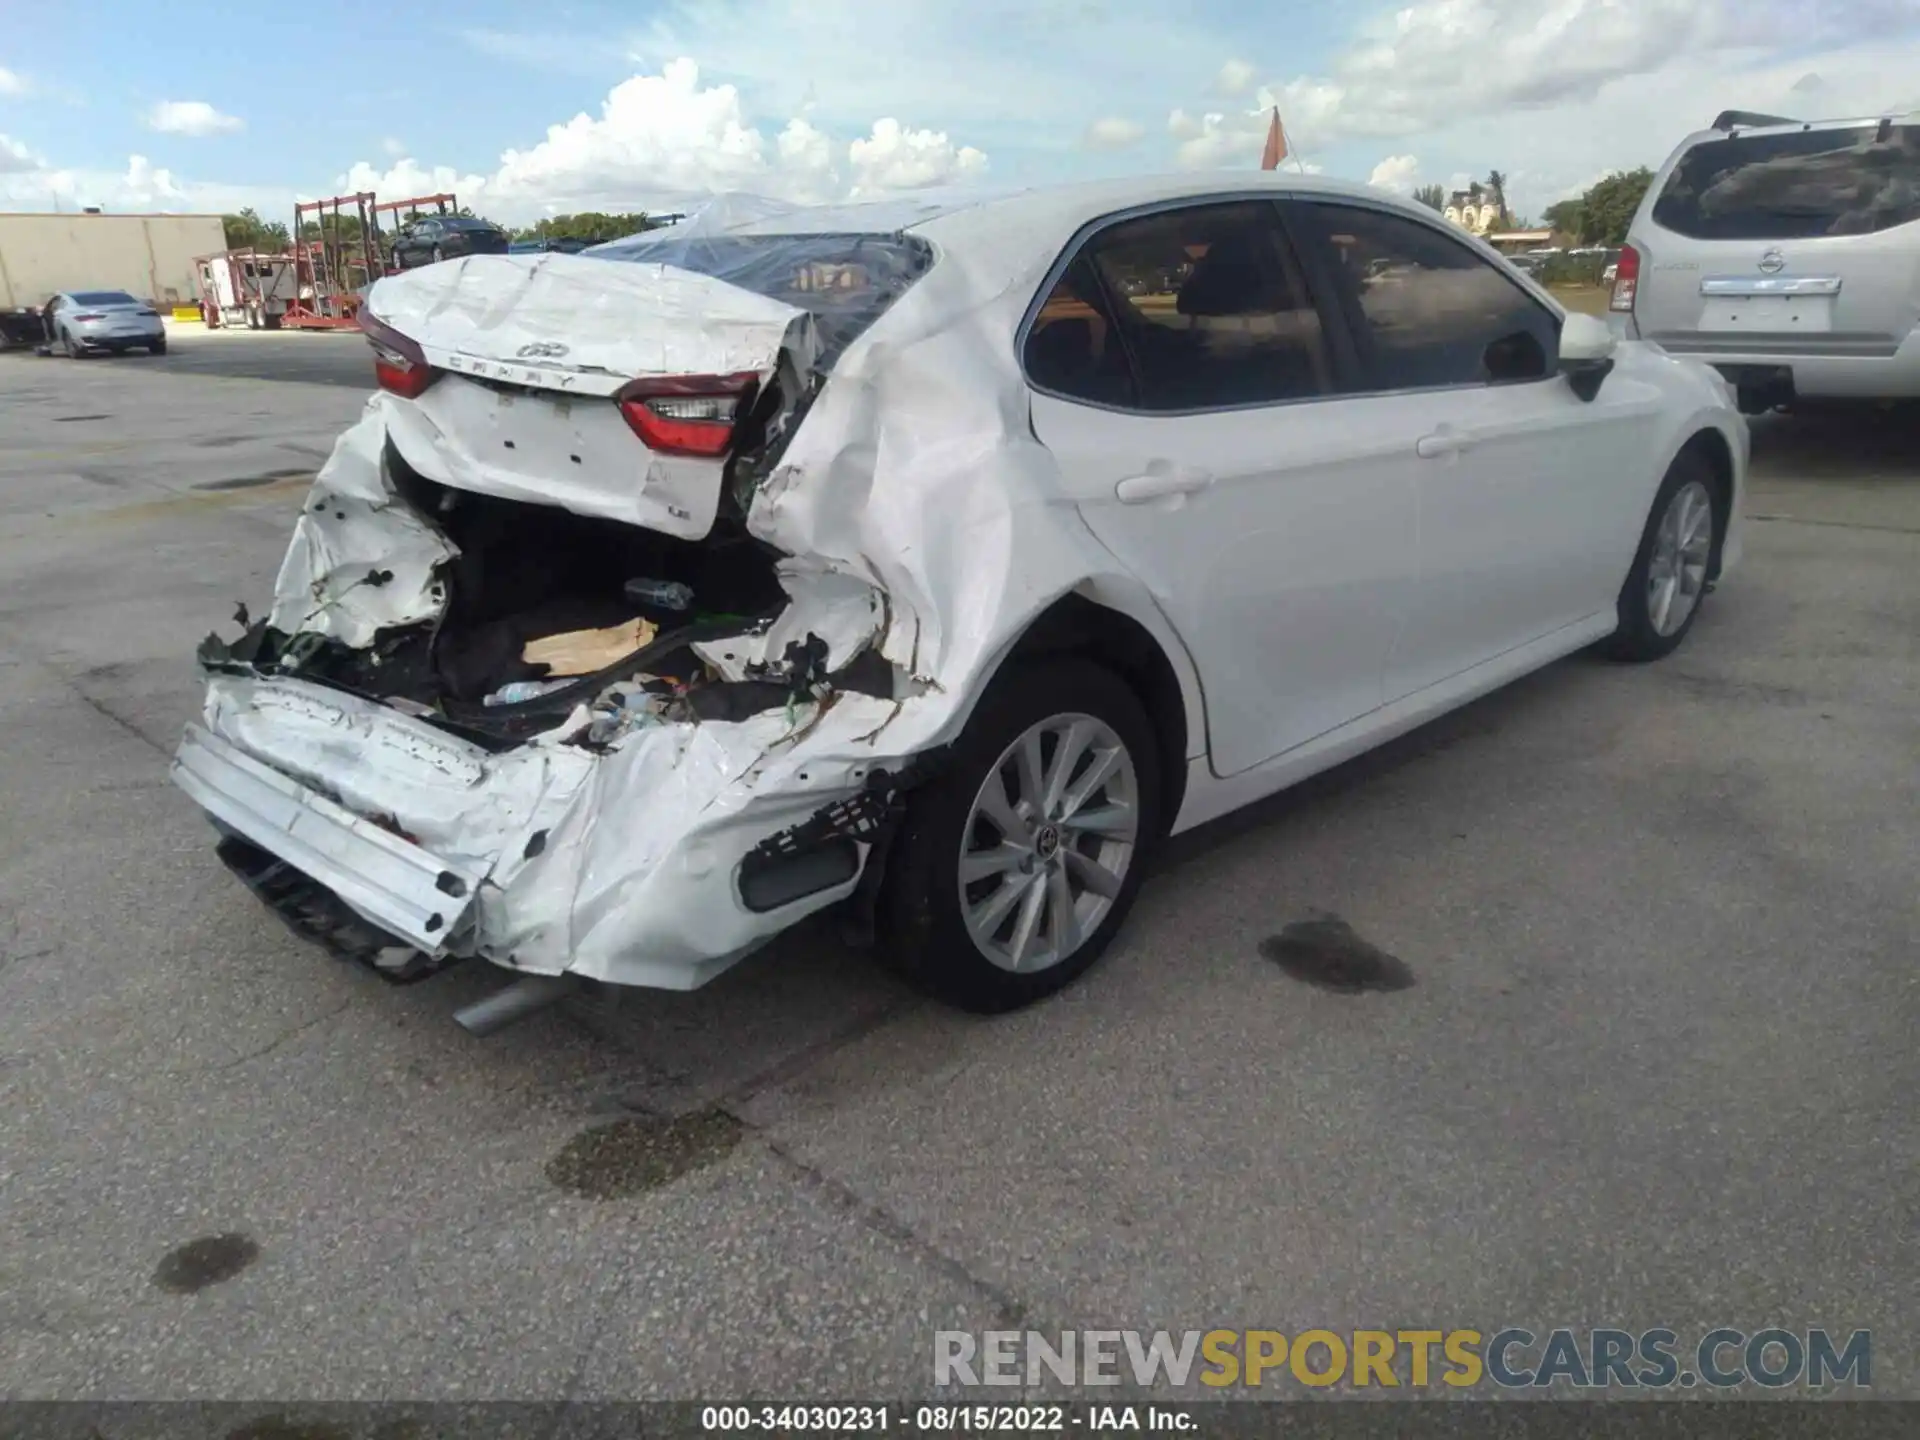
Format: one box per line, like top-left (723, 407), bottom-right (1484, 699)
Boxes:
top-left (1260, 108), bottom-right (1288, 170)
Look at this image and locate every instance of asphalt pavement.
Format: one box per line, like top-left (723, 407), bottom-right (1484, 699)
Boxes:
top-left (0, 334), bottom-right (1914, 1401)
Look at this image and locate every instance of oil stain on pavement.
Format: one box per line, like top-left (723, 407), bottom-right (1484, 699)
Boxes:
top-left (546, 1107), bottom-right (744, 1200)
top-left (151, 1232), bottom-right (261, 1294)
top-left (1260, 915), bottom-right (1415, 993)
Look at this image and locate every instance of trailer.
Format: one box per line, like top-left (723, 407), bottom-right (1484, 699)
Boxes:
top-left (194, 249), bottom-right (298, 330)
top-left (280, 193), bottom-right (380, 330)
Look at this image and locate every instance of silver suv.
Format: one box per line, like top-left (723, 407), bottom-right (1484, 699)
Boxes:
top-left (1612, 109), bottom-right (1919, 412)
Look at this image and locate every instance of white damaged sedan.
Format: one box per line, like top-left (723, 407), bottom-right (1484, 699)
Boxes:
top-left (172, 175), bottom-right (1747, 1026)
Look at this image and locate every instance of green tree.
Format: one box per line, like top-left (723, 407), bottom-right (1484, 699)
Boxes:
top-left (1484, 169), bottom-right (1509, 225)
top-left (510, 211), bottom-right (662, 244)
top-left (1542, 197), bottom-right (1586, 239)
top-left (1578, 167), bottom-right (1654, 245)
top-left (222, 207), bottom-right (291, 252)
top-left (1412, 183), bottom-right (1446, 212)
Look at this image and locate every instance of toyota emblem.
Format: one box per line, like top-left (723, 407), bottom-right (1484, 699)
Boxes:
top-left (1758, 249), bottom-right (1786, 274)
top-left (516, 341), bottom-right (570, 358)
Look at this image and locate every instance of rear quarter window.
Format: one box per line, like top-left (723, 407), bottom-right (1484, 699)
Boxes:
top-left (1652, 123), bottom-right (1920, 239)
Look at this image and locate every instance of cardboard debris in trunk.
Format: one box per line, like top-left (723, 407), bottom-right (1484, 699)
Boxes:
top-left (522, 617), bottom-right (658, 676)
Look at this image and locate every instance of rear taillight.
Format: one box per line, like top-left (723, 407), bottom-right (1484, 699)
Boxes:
top-left (1610, 243), bottom-right (1640, 313)
top-left (615, 373), bottom-right (759, 458)
top-left (72, 312), bottom-right (104, 322)
top-left (360, 312), bottom-right (439, 399)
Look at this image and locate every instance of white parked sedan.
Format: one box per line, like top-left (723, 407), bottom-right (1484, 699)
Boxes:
top-left (171, 174), bottom-right (1747, 1029)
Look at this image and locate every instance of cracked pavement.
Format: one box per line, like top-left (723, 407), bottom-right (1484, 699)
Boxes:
top-left (1, 331), bottom-right (1915, 1400)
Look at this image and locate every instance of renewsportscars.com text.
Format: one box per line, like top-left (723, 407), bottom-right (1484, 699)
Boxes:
top-left (934, 1328), bottom-right (1872, 1390)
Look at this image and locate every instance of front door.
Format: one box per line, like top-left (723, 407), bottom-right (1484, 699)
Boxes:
top-left (1024, 198), bottom-right (1421, 779)
top-left (1283, 199), bottom-right (1660, 696)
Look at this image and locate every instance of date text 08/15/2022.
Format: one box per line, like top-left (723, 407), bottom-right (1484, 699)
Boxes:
top-left (701, 1406), bottom-right (1190, 1432)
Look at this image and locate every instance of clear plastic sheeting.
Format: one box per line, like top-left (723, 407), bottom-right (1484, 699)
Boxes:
top-left (592, 220), bottom-right (937, 370)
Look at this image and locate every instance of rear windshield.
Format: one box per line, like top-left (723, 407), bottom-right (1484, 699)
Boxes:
top-left (72, 290), bottom-right (141, 306)
top-left (442, 217), bottom-right (498, 232)
top-left (590, 231), bottom-right (935, 367)
top-left (1652, 123), bottom-right (1920, 239)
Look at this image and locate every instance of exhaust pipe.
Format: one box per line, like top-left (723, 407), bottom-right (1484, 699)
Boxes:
top-left (453, 974), bottom-right (578, 1036)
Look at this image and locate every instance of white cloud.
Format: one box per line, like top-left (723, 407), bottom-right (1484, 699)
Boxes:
top-left (1214, 59), bottom-right (1256, 97)
top-left (1, 133), bottom-right (38, 174)
top-left (1169, 108), bottom-right (1261, 168)
top-left (848, 118), bottom-right (987, 195)
top-left (145, 100), bottom-right (243, 136)
top-left (382, 137), bottom-right (406, 157)
top-left (333, 59), bottom-right (986, 223)
top-left (1368, 154), bottom-right (1421, 191)
top-left (1083, 116), bottom-right (1146, 150)
top-left (0, 66), bottom-right (28, 97)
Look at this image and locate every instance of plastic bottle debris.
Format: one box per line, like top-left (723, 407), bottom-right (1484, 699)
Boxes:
top-left (623, 578), bottom-right (695, 611)
top-left (585, 681), bottom-right (669, 744)
top-left (482, 678), bottom-right (575, 707)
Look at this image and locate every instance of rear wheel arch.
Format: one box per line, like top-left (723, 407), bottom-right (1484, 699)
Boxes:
top-left (1673, 426), bottom-right (1734, 577)
top-left (987, 591), bottom-right (1194, 839)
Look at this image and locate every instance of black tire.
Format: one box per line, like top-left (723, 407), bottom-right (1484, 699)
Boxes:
top-left (879, 658), bottom-right (1163, 1013)
top-left (60, 327), bottom-right (80, 359)
top-left (148, 338), bottom-right (167, 355)
top-left (1600, 449), bottom-right (1723, 662)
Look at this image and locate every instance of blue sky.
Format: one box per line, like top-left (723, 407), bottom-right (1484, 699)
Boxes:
top-left (3, 0), bottom-right (1916, 225)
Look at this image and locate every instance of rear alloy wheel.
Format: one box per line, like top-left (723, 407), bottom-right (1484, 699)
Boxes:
top-left (61, 327), bottom-right (81, 359)
top-left (1602, 451), bottom-right (1722, 662)
top-left (881, 659), bottom-right (1161, 1013)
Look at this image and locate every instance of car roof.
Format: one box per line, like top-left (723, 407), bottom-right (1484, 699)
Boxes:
top-left (675, 172), bottom-right (1410, 243)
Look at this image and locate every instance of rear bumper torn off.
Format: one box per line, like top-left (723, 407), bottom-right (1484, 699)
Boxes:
top-left (173, 723), bottom-right (482, 955)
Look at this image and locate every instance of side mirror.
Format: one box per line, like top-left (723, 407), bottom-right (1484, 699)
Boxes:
top-left (1559, 312), bottom-right (1616, 402)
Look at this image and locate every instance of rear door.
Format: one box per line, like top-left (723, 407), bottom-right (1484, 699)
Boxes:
top-left (1634, 120), bottom-right (1920, 353)
top-left (1024, 197), bottom-right (1422, 779)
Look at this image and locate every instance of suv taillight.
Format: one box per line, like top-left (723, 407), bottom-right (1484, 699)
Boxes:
top-left (1610, 243), bottom-right (1640, 313)
top-left (360, 312), bottom-right (439, 399)
top-left (615, 373), bottom-right (759, 458)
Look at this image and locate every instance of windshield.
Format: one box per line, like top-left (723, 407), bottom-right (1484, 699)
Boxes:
top-left (1652, 123), bottom-right (1920, 239)
top-left (591, 230), bottom-right (936, 366)
top-left (72, 290), bottom-right (142, 306)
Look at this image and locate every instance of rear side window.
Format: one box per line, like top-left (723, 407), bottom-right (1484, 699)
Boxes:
top-left (1651, 124), bottom-right (1920, 239)
top-left (1288, 202), bottom-right (1558, 393)
top-left (1026, 200), bottom-right (1334, 412)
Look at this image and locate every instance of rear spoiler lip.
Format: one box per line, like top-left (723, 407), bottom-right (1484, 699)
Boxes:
top-left (1710, 110), bottom-right (1800, 131)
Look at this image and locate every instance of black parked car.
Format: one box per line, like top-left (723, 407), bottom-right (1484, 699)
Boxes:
top-left (389, 216), bottom-right (511, 270)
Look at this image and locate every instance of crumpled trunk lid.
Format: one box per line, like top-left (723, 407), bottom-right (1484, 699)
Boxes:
top-left (364, 253), bottom-right (819, 539)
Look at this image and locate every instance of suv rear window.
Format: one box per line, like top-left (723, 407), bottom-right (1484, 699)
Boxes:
top-left (1651, 123), bottom-right (1920, 239)
top-left (592, 231), bottom-right (935, 367)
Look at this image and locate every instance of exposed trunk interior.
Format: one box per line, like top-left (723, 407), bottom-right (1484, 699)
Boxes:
top-left (231, 443), bottom-right (822, 751)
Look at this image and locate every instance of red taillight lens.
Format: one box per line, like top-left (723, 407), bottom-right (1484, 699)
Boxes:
top-left (1610, 243), bottom-right (1640, 313)
top-left (615, 373), bottom-right (759, 458)
top-left (72, 312), bottom-right (105, 321)
top-left (360, 312), bottom-right (438, 399)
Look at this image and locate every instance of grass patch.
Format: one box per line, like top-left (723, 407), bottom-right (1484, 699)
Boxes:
top-left (1552, 285), bottom-right (1610, 317)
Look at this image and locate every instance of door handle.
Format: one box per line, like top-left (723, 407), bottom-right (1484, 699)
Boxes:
top-left (1115, 466), bottom-right (1214, 503)
top-left (1415, 429), bottom-right (1472, 460)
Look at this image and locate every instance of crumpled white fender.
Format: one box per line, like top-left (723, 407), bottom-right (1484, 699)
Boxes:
top-left (265, 403), bottom-right (458, 649)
